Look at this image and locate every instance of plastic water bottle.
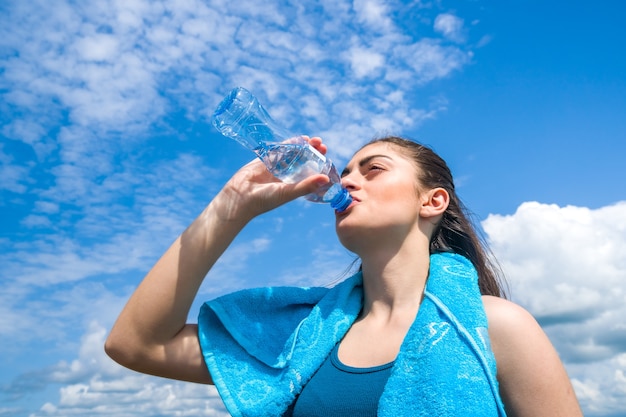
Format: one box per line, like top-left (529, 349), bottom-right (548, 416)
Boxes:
top-left (211, 87), bottom-right (352, 212)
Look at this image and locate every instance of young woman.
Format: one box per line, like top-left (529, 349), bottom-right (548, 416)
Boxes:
top-left (105, 136), bottom-right (583, 416)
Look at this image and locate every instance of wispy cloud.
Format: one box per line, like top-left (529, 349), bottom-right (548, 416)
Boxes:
top-left (434, 13), bottom-right (467, 43)
top-left (0, 144), bottom-right (31, 193)
top-left (2, 0), bottom-right (474, 165)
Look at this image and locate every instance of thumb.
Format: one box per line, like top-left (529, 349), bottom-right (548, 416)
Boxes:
top-left (286, 174), bottom-right (330, 199)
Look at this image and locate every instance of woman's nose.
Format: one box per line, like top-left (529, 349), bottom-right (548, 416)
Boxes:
top-left (341, 173), bottom-right (359, 190)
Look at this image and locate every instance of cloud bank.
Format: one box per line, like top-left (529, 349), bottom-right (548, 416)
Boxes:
top-left (484, 201), bottom-right (626, 416)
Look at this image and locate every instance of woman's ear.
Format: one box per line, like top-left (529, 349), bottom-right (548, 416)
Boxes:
top-left (419, 187), bottom-right (450, 218)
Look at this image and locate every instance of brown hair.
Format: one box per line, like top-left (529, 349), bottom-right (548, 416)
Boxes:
top-left (364, 136), bottom-right (507, 298)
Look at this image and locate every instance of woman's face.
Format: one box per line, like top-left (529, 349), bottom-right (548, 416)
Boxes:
top-left (335, 142), bottom-right (424, 252)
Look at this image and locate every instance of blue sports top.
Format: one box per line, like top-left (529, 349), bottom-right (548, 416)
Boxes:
top-left (291, 342), bottom-right (394, 417)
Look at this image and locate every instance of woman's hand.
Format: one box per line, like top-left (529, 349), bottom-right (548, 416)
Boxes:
top-left (214, 136), bottom-right (330, 223)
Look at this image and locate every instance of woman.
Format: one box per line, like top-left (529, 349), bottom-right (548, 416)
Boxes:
top-left (105, 136), bottom-right (583, 416)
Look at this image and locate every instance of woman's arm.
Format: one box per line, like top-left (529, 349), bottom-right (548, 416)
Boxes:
top-left (105, 138), bottom-right (330, 384)
top-left (483, 296), bottom-right (584, 417)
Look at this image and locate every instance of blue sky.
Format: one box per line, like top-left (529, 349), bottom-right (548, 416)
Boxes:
top-left (1, 0), bottom-right (625, 416)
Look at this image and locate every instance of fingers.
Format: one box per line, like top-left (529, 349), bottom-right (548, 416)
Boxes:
top-left (307, 136), bottom-right (327, 155)
top-left (296, 135), bottom-right (327, 155)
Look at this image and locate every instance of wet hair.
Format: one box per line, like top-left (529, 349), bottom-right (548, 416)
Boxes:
top-left (363, 136), bottom-right (507, 298)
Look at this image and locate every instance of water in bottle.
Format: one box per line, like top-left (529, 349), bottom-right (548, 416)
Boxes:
top-left (212, 87), bottom-right (352, 212)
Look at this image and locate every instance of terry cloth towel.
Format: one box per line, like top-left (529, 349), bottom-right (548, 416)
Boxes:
top-left (198, 252), bottom-right (507, 417)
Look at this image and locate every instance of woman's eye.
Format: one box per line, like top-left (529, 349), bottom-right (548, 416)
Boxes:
top-left (366, 165), bottom-right (384, 174)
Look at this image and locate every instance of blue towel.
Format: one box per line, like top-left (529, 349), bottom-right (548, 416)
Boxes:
top-left (198, 252), bottom-right (507, 416)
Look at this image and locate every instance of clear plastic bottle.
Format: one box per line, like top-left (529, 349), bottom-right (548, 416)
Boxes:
top-left (212, 87), bottom-right (352, 212)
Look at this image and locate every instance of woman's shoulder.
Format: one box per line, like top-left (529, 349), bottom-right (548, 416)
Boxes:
top-left (481, 296), bottom-right (564, 390)
top-left (481, 295), bottom-right (543, 345)
top-left (480, 298), bottom-right (584, 414)
top-left (481, 295), bottom-right (536, 328)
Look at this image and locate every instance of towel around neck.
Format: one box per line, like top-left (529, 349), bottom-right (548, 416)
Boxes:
top-left (198, 252), bottom-right (507, 417)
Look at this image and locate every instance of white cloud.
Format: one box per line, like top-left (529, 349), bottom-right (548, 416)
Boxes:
top-left (346, 46), bottom-right (386, 78)
top-left (484, 201), bottom-right (626, 316)
top-left (0, 154), bottom-right (30, 194)
top-left (483, 201), bottom-right (626, 413)
top-left (570, 354), bottom-right (626, 416)
top-left (353, 0), bottom-right (394, 32)
top-left (1, 0), bottom-right (475, 179)
top-left (2, 154), bottom-right (217, 287)
top-left (201, 237), bottom-right (273, 296)
top-left (20, 323), bottom-right (229, 417)
top-left (0, 150), bottom-right (221, 361)
top-left (74, 34), bottom-right (120, 62)
top-left (434, 13), bottom-right (466, 43)
top-left (393, 38), bottom-right (471, 84)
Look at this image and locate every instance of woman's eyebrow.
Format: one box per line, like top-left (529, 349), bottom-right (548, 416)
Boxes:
top-left (341, 154), bottom-right (393, 177)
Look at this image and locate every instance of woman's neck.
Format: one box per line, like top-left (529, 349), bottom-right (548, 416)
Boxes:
top-left (359, 245), bottom-right (431, 321)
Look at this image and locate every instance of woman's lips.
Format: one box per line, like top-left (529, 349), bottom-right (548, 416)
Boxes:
top-left (335, 197), bottom-right (359, 214)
